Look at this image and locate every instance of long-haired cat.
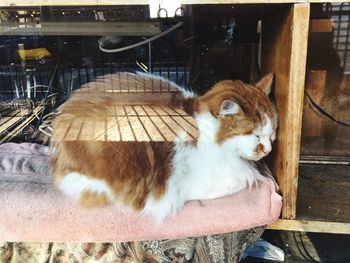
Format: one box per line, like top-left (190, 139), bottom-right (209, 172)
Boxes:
top-left (50, 72), bottom-right (277, 223)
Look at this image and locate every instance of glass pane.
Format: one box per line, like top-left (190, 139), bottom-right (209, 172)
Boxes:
top-left (301, 2), bottom-right (350, 158)
top-left (0, 4), bottom-right (264, 144)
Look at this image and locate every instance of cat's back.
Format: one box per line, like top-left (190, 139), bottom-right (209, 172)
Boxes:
top-left (55, 72), bottom-right (182, 119)
top-left (50, 72), bottom-right (182, 211)
top-left (51, 72), bottom-right (183, 168)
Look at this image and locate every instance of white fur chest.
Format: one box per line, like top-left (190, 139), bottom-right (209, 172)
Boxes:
top-left (171, 112), bottom-right (261, 201)
top-left (178, 143), bottom-right (258, 200)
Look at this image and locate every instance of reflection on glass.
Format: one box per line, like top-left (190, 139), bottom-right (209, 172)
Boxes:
top-left (302, 3), bottom-right (350, 158)
top-left (0, 5), bottom-right (264, 144)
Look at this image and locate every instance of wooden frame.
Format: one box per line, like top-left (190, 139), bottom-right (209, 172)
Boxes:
top-left (261, 3), bottom-right (310, 219)
top-left (268, 219), bottom-right (350, 235)
top-left (0, 0), bottom-right (348, 7)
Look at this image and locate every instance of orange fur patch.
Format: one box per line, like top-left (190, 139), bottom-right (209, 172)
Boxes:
top-left (79, 190), bottom-right (110, 208)
top-left (51, 73), bottom-right (183, 211)
top-left (51, 141), bottom-right (174, 211)
top-left (196, 80), bottom-right (277, 144)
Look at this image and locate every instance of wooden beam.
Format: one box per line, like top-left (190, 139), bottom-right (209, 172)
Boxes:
top-left (0, 0), bottom-right (143, 6)
top-left (261, 3), bottom-right (310, 219)
top-left (0, 0), bottom-right (349, 7)
top-left (268, 219), bottom-right (350, 235)
top-left (0, 0), bottom-right (340, 8)
top-left (185, 0), bottom-right (350, 2)
top-left (0, 22), bottom-right (161, 36)
top-left (183, 0), bottom-right (300, 3)
top-left (309, 0), bottom-right (350, 3)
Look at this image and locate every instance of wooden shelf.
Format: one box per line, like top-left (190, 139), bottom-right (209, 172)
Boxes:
top-left (268, 219), bottom-right (350, 235)
top-left (0, 0), bottom-right (348, 7)
top-left (53, 104), bottom-right (198, 142)
top-left (268, 163), bottom-right (350, 234)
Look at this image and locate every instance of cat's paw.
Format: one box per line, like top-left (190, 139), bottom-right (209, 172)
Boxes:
top-left (78, 190), bottom-right (111, 208)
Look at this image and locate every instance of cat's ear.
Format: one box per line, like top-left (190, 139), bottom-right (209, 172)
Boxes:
top-left (255, 73), bottom-right (274, 95)
top-left (220, 100), bottom-right (241, 116)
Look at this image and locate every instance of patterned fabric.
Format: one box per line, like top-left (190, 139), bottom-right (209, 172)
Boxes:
top-left (0, 227), bottom-right (264, 263)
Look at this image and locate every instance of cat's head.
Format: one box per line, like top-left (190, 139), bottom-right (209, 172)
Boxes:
top-left (194, 73), bottom-right (277, 161)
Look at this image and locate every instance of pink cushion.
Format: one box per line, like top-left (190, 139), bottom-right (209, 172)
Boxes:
top-left (0, 143), bottom-right (282, 242)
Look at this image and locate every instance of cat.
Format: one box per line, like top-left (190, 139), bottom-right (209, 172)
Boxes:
top-left (50, 72), bottom-right (277, 223)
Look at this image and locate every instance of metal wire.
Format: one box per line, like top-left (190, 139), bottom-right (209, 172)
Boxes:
top-left (98, 22), bottom-right (184, 53)
top-left (305, 91), bottom-right (350, 128)
top-left (31, 62), bottom-right (59, 142)
top-left (292, 232), bottom-right (321, 263)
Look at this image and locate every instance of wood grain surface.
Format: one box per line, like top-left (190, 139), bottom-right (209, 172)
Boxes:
top-left (262, 3), bottom-right (310, 219)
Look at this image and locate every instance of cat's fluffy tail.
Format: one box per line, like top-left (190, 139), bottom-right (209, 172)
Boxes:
top-left (134, 71), bottom-right (197, 98)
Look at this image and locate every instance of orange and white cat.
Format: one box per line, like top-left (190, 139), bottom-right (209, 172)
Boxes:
top-left (51, 72), bottom-right (277, 223)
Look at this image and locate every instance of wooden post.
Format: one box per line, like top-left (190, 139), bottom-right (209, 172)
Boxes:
top-left (262, 3), bottom-right (310, 219)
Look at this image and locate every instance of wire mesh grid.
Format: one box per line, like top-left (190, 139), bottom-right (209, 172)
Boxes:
top-left (329, 2), bottom-right (350, 73)
top-left (0, 61), bottom-right (190, 144)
